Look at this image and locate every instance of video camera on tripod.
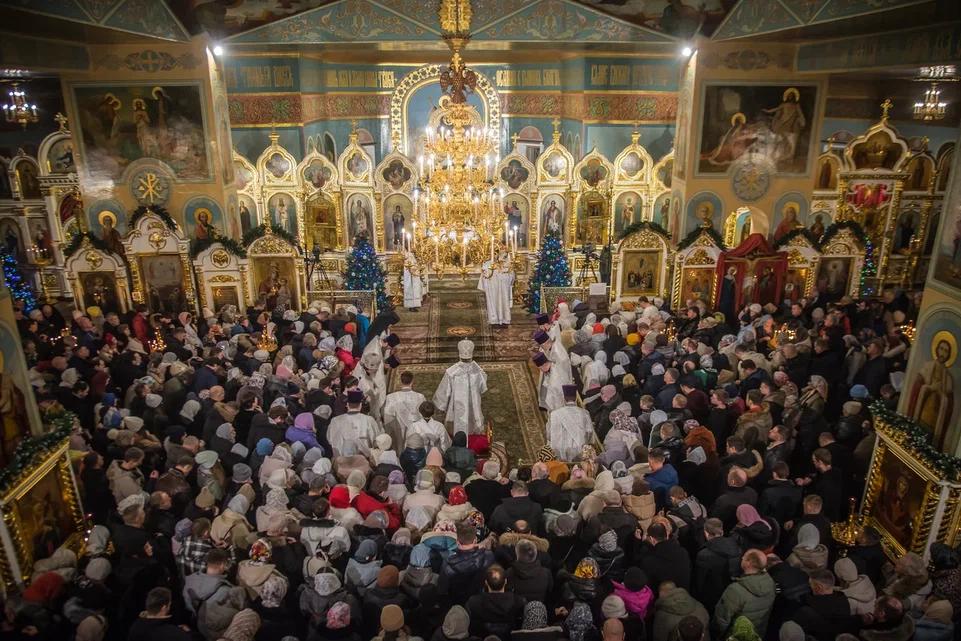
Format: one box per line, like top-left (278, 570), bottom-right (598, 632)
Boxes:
top-left (577, 243), bottom-right (600, 260)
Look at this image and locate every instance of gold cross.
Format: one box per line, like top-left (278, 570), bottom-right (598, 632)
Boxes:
top-left (551, 117), bottom-right (561, 133)
top-left (54, 112), bottom-right (68, 132)
top-left (350, 119), bottom-right (358, 133)
top-left (510, 132), bottom-right (519, 149)
top-left (880, 98), bottom-right (893, 121)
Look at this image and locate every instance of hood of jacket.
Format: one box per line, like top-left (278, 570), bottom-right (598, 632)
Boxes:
top-left (736, 571), bottom-right (774, 597)
top-left (402, 565), bottom-right (434, 588)
top-left (655, 586), bottom-right (700, 616)
top-left (184, 572), bottom-right (230, 602)
top-left (446, 547), bottom-right (492, 575)
top-left (842, 575), bottom-right (877, 605)
top-left (791, 543), bottom-right (829, 570)
top-left (705, 534), bottom-right (742, 559)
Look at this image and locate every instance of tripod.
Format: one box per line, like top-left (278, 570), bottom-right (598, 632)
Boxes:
top-left (577, 248), bottom-right (599, 284)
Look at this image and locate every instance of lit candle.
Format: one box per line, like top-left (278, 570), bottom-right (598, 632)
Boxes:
top-left (490, 234), bottom-right (495, 262)
top-left (462, 236), bottom-right (468, 268)
top-left (434, 235), bottom-right (439, 265)
top-left (412, 220), bottom-right (417, 248)
top-left (504, 221), bottom-right (509, 243)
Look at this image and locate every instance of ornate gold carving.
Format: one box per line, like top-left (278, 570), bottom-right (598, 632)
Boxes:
top-left (685, 248), bottom-right (713, 266)
top-left (84, 250), bottom-right (103, 270)
top-left (211, 249), bottom-right (231, 268)
top-left (209, 274), bottom-right (237, 283)
top-left (147, 231), bottom-right (167, 252)
top-left (620, 228), bottom-right (668, 250)
top-left (249, 235), bottom-right (298, 256)
top-left (787, 249), bottom-right (808, 266)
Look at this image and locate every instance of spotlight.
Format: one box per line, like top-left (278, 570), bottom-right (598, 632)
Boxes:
top-left (681, 46), bottom-right (693, 57)
top-left (213, 45), bottom-right (224, 56)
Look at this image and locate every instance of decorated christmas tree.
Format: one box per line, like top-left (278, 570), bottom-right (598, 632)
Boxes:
top-left (343, 236), bottom-right (391, 311)
top-left (0, 249), bottom-right (36, 311)
top-left (526, 232), bottom-right (571, 313)
top-left (860, 237), bottom-right (877, 296)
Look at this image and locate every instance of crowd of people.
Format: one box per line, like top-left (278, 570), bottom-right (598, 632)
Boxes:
top-left (4, 286), bottom-right (957, 641)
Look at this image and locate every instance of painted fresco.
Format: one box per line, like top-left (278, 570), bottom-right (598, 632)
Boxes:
top-left (72, 83), bottom-right (209, 180)
top-left (267, 193), bottom-right (298, 237)
top-left (697, 84), bottom-right (818, 175)
top-left (177, 0), bottom-right (336, 36)
top-left (503, 194), bottom-right (529, 249)
top-left (184, 197), bottom-right (225, 241)
top-left (576, 0), bottom-right (729, 37)
top-left (384, 194), bottom-right (412, 251)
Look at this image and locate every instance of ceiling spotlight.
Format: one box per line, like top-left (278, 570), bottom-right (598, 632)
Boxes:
top-left (681, 46), bottom-right (693, 57)
top-left (213, 45), bottom-right (224, 56)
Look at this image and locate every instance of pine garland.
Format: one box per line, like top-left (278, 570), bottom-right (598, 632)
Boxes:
top-left (871, 401), bottom-right (961, 480)
top-left (242, 224), bottom-right (300, 249)
top-left (819, 221), bottom-right (868, 248)
top-left (190, 232), bottom-right (248, 259)
top-left (131, 205), bottom-right (178, 231)
top-left (526, 232), bottom-right (571, 313)
top-left (342, 236), bottom-right (391, 311)
top-left (677, 225), bottom-right (726, 251)
top-left (0, 411), bottom-right (74, 494)
top-left (618, 220), bottom-right (670, 242)
top-left (773, 227), bottom-right (819, 250)
top-left (0, 248), bottom-right (36, 310)
top-left (62, 232), bottom-right (116, 258)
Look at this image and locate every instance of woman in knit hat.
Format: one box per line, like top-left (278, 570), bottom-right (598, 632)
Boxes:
top-left (373, 604), bottom-right (410, 641)
top-left (361, 565), bottom-right (410, 638)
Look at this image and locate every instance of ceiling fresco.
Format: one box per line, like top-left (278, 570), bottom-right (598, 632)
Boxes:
top-left (574, 0), bottom-right (735, 38)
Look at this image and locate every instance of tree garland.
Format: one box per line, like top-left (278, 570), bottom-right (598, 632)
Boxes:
top-left (242, 224), bottom-right (300, 249)
top-left (62, 232), bottom-right (116, 258)
top-left (772, 227), bottom-right (820, 250)
top-left (818, 220), bottom-right (868, 248)
top-left (190, 232), bottom-right (248, 259)
top-left (871, 401), bottom-right (961, 480)
top-left (130, 205), bottom-right (178, 232)
top-left (617, 220), bottom-right (670, 242)
top-left (0, 411), bottom-right (74, 495)
top-left (677, 226), bottom-right (726, 252)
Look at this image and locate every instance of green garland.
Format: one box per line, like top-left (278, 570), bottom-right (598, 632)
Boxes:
top-left (819, 221), bottom-right (867, 249)
top-left (62, 232), bottom-right (116, 258)
top-left (677, 225), bottom-right (726, 251)
top-left (617, 221), bottom-right (670, 241)
top-left (871, 401), bottom-right (961, 480)
top-left (190, 231), bottom-right (248, 259)
top-left (772, 227), bottom-right (820, 250)
top-left (131, 205), bottom-right (178, 232)
top-left (242, 223), bottom-right (300, 249)
top-left (0, 411), bottom-right (74, 495)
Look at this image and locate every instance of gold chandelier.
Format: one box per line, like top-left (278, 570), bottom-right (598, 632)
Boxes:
top-left (2, 83), bottom-right (38, 129)
top-left (407, 0), bottom-right (510, 276)
top-left (913, 66), bottom-right (956, 122)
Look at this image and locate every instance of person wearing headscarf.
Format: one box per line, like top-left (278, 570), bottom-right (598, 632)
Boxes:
top-left (300, 572), bottom-right (362, 640)
top-left (511, 601), bottom-right (565, 641)
top-left (732, 504), bottom-right (777, 554)
top-left (558, 558), bottom-right (601, 608)
top-left (345, 539), bottom-right (383, 597)
top-left (545, 385), bottom-right (594, 462)
top-left (786, 523), bottom-right (828, 574)
top-left (564, 601), bottom-right (597, 641)
top-left (443, 432), bottom-right (476, 484)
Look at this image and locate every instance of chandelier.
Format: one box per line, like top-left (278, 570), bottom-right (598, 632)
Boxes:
top-left (2, 83), bottom-right (38, 129)
top-left (407, 0), bottom-right (510, 276)
top-left (913, 66), bottom-right (956, 122)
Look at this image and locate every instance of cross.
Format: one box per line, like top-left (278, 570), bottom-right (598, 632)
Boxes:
top-left (551, 117), bottom-right (561, 133)
top-left (510, 132), bottom-right (519, 149)
top-left (54, 112), bottom-right (68, 132)
top-left (880, 98), bottom-right (893, 121)
top-left (350, 119), bottom-right (358, 134)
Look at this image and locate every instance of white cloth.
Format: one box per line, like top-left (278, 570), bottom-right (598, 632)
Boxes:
top-left (478, 260), bottom-right (514, 325)
top-left (546, 404), bottom-right (595, 461)
top-left (539, 362), bottom-right (569, 412)
top-left (328, 411), bottom-right (382, 457)
top-left (403, 266), bottom-right (425, 309)
top-left (433, 360), bottom-right (488, 436)
top-left (582, 353), bottom-right (609, 391)
top-left (382, 388), bottom-right (426, 452)
top-left (539, 334), bottom-right (573, 405)
top-left (409, 417), bottom-right (452, 452)
top-left (356, 339), bottom-right (388, 423)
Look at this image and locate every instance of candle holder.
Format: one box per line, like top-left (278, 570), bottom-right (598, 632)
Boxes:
top-left (831, 496), bottom-right (863, 547)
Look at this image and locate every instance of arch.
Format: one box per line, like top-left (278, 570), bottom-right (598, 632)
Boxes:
top-left (518, 126), bottom-right (543, 144)
top-left (390, 64), bottom-right (500, 155)
top-left (724, 206), bottom-right (770, 247)
top-left (323, 132), bottom-right (337, 163)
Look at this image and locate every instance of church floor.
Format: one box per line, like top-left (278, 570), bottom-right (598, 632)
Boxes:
top-left (389, 278), bottom-right (543, 463)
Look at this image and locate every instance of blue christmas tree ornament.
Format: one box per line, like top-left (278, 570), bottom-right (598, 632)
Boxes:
top-left (342, 236), bottom-right (392, 312)
top-left (526, 232), bottom-right (571, 313)
top-left (0, 249), bottom-right (37, 311)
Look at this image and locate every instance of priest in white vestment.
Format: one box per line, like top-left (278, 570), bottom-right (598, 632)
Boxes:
top-left (382, 370), bottom-right (426, 452)
top-left (328, 389), bottom-right (382, 457)
top-left (478, 252), bottom-right (514, 326)
top-left (533, 351), bottom-right (567, 412)
top-left (403, 252), bottom-right (426, 310)
top-left (408, 401), bottom-right (452, 452)
top-left (534, 329), bottom-right (573, 407)
top-left (354, 350), bottom-right (387, 423)
top-left (433, 339), bottom-right (488, 436)
top-left (546, 384), bottom-right (595, 461)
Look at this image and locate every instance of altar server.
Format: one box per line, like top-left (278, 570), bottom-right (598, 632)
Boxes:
top-left (546, 384), bottom-right (595, 461)
top-left (328, 389), bottom-right (382, 457)
top-left (382, 370), bottom-right (426, 451)
top-left (408, 400), bottom-right (451, 452)
top-left (534, 329), bottom-right (573, 406)
top-left (534, 351), bottom-right (567, 412)
top-left (354, 350), bottom-right (387, 423)
top-left (478, 251), bottom-right (514, 326)
top-left (433, 339), bottom-right (488, 436)
top-left (403, 251), bottom-right (426, 310)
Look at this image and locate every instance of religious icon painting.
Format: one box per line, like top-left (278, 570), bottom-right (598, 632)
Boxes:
top-left (306, 192), bottom-right (337, 251)
top-left (655, 158), bottom-right (673, 188)
top-left (303, 159), bottom-right (333, 191)
top-left (540, 196), bottom-right (566, 244)
top-left (238, 195), bottom-right (258, 236)
top-left (183, 197), bottom-right (224, 241)
top-left (381, 159), bottom-right (412, 191)
top-left (652, 193), bottom-right (671, 230)
top-left (27, 219), bottom-right (54, 258)
top-left (266, 193), bottom-right (298, 238)
top-left (614, 192), bottom-right (641, 235)
top-left (621, 152), bottom-right (643, 180)
top-left (266, 152), bottom-right (291, 179)
top-left (79, 272), bottom-right (121, 315)
top-left (938, 148), bottom-right (954, 192)
top-left (253, 258), bottom-right (297, 311)
top-left (140, 255), bottom-right (186, 314)
top-left (620, 249), bottom-right (661, 296)
top-left (783, 268), bottom-right (808, 304)
top-left (15, 161), bottom-right (41, 200)
top-left (0, 318), bottom-right (40, 470)
top-left (900, 306), bottom-right (961, 452)
top-left (502, 194), bottom-right (529, 249)
top-left (892, 208), bottom-right (921, 255)
top-left (680, 268), bottom-right (714, 306)
top-left (211, 285), bottom-right (241, 311)
top-left (46, 138), bottom-right (75, 174)
top-left (814, 256), bottom-right (853, 299)
top-left (346, 152), bottom-right (369, 180)
top-left (932, 168), bottom-right (961, 292)
top-left (345, 194), bottom-right (374, 244)
top-left (543, 152), bottom-right (567, 180)
top-left (0, 220), bottom-right (22, 261)
top-left (577, 192), bottom-right (609, 246)
top-left (234, 160), bottom-right (255, 190)
top-left (500, 159), bottom-right (529, 190)
top-left (579, 158), bottom-right (609, 188)
top-left (870, 447), bottom-right (928, 554)
top-left (383, 194), bottom-right (412, 252)
top-left (814, 154), bottom-right (839, 191)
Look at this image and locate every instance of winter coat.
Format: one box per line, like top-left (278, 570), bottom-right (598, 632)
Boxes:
top-left (465, 592), bottom-right (526, 640)
top-left (183, 572), bottom-right (247, 640)
top-left (466, 478), bottom-right (512, 521)
top-left (640, 539), bottom-right (691, 591)
top-left (787, 543), bottom-right (829, 574)
top-left (710, 486), bottom-right (758, 531)
top-left (490, 496), bottom-right (544, 534)
top-left (913, 617), bottom-right (954, 641)
top-left (438, 547), bottom-right (496, 604)
top-left (622, 493), bottom-right (656, 531)
top-left (651, 587), bottom-right (710, 641)
top-left (694, 535), bottom-right (742, 610)
top-left (711, 571), bottom-right (776, 637)
top-left (733, 520), bottom-right (778, 553)
top-left (841, 575), bottom-right (877, 616)
top-left (106, 460), bottom-right (144, 503)
top-left (127, 615), bottom-right (193, 641)
top-left (403, 488), bottom-right (445, 520)
top-left (506, 558), bottom-right (553, 606)
top-left (860, 616), bottom-right (915, 641)
top-left (611, 582), bottom-right (654, 619)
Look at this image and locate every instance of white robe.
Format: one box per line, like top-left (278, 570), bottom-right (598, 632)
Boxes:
top-left (433, 360), bottom-right (488, 436)
top-left (539, 364), bottom-right (569, 412)
top-left (357, 339), bottom-right (388, 423)
top-left (546, 403), bottom-right (595, 461)
top-left (403, 267), bottom-right (425, 309)
top-left (382, 388), bottom-right (426, 452)
top-left (328, 411), bottom-right (382, 457)
top-left (539, 338), bottom-right (573, 406)
top-left (478, 262), bottom-right (514, 325)
top-left (409, 417), bottom-right (452, 452)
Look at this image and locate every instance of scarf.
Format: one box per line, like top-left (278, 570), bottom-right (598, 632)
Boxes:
top-left (523, 601), bottom-right (549, 630)
top-left (566, 602), bottom-right (595, 641)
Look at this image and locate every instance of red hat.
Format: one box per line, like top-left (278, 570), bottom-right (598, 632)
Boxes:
top-left (329, 485), bottom-right (352, 509)
top-left (448, 485), bottom-right (468, 506)
top-left (592, 323), bottom-right (605, 334)
top-left (344, 322), bottom-right (357, 335)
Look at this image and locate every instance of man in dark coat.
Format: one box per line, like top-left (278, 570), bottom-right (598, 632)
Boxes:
top-left (799, 448), bottom-right (844, 522)
top-left (790, 570), bottom-right (858, 640)
top-left (852, 338), bottom-right (888, 398)
top-left (490, 481), bottom-right (544, 535)
top-left (655, 368), bottom-right (681, 411)
top-left (638, 522), bottom-right (692, 591)
top-left (758, 462), bottom-right (802, 524)
top-left (244, 405), bottom-right (288, 451)
top-left (505, 539), bottom-right (553, 606)
top-left (439, 522), bottom-right (496, 605)
top-left (465, 565), bottom-right (526, 639)
top-left (466, 461), bottom-right (512, 522)
top-left (694, 518), bottom-right (742, 610)
top-left (710, 467), bottom-right (758, 531)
